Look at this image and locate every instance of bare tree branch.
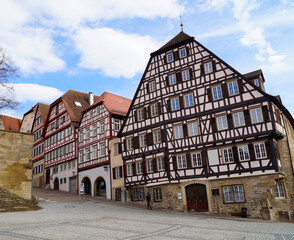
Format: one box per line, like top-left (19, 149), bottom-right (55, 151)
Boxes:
top-left (0, 46), bottom-right (19, 111)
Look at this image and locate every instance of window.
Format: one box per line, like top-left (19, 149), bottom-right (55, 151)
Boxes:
top-left (169, 74), bottom-right (176, 85)
top-left (153, 130), bottom-right (161, 144)
top-left (171, 97), bottom-right (180, 111)
top-left (64, 178), bottom-right (66, 184)
top-left (238, 145), bottom-right (250, 161)
top-left (115, 167), bottom-right (121, 179)
top-left (86, 127), bottom-right (90, 139)
top-left (179, 48), bottom-right (187, 58)
top-left (167, 53), bottom-right (173, 63)
top-left (127, 164), bottom-right (133, 176)
top-left (132, 188), bottom-right (144, 201)
top-left (93, 145), bottom-right (97, 159)
top-left (217, 115), bottom-right (228, 131)
top-left (182, 70), bottom-right (190, 81)
top-left (212, 85), bottom-right (222, 100)
top-left (227, 80), bottom-right (239, 96)
top-left (60, 178), bottom-right (63, 184)
top-left (60, 116), bottom-right (65, 124)
top-left (147, 159), bottom-right (153, 173)
top-left (154, 188), bottom-right (162, 201)
top-left (86, 147), bottom-right (90, 161)
top-left (254, 142), bottom-right (267, 159)
top-left (157, 158), bottom-right (165, 171)
top-left (127, 138), bottom-right (133, 150)
top-left (139, 134), bottom-right (147, 147)
top-left (273, 182), bottom-right (285, 198)
top-left (223, 185), bottom-right (245, 203)
top-left (74, 101), bottom-right (82, 107)
top-left (100, 142), bottom-right (106, 157)
top-left (137, 108), bottom-right (145, 121)
top-left (114, 119), bottom-right (120, 131)
top-left (204, 62), bottom-right (213, 74)
top-left (188, 121), bottom-right (198, 136)
top-left (174, 125), bottom-right (183, 139)
top-left (177, 155), bottom-right (187, 169)
top-left (149, 81), bottom-right (156, 92)
top-left (191, 152), bottom-right (202, 167)
top-left (222, 148), bottom-right (234, 163)
top-left (96, 106), bottom-right (100, 115)
top-left (114, 143), bottom-right (120, 155)
top-left (136, 162), bottom-right (143, 175)
top-left (184, 93), bottom-right (194, 107)
top-left (151, 103), bottom-right (158, 117)
top-left (254, 79), bottom-right (259, 87)
top-left (250, 108), bottom-right (263, 124)
top-left (233, 112), bottom-right (245, 127)
top-left (100, 121), bottom-right (105, 133)
top-left (55, 105), bottom-right (59, 115)
top-left (27, 124), bottom-right (31, 133)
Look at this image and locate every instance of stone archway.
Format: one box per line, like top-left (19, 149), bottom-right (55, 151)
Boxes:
top-left (54, 178), bottom-right (59, 190)
top-left (185, 184), bottom-right (208, 212)
top-left (82, 177), bottom-right (91, 195)
top-left (94, 177), bottom-right (106, 197)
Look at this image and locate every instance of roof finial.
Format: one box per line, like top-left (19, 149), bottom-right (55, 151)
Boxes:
top-left (180, 15), bottom-right (183, 32)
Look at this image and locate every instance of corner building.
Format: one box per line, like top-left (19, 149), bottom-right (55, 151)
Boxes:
top-left (119, 31), bottom-right (294, 221)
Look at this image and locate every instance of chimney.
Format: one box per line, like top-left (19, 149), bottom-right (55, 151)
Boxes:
top-left (89, 92), bottom-right (94, 105)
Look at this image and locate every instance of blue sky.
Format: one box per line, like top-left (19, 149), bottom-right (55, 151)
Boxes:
top-left (1, 0), bottom-right (294, 118)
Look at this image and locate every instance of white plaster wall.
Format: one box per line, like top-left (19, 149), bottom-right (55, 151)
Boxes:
top-left (78, 165), bottom-right (111, 199)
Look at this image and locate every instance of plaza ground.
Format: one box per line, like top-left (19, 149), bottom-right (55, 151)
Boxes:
top-left (0, 188), bottom-right (293, 240)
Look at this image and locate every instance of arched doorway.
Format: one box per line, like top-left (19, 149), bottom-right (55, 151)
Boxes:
top-left (54, 178), bottom-right (59, 190)
top-left (185, 184), bottom-right (208, 212)
top-left (82, 177), bottom-right (91, 195)
top-left (94, 177), bottom-right (106, 197)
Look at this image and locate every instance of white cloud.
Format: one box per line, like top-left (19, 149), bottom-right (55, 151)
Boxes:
top-left (262, 55), bottom-right (292, 73)
top-left (9, 83), bottom-right (63, 103)
top-left (73, 27), bottom-right (161, 78)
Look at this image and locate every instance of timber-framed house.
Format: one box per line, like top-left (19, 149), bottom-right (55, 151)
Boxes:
top-left (78, 92), bottom-right (131, 199)
top-left (119, 31), bottom-right (294, 221)
top-left (43, 90), bottom-right (93, 193)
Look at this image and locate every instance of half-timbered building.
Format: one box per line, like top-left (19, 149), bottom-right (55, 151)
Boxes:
top-left (32, 103), bottom-right (50, 188)
top-left (78, 92), bottom-right (131, 199)
top-left (43, 90), bottom-right (94, 193)
top-left (119, 31), bottom-right (294, 221)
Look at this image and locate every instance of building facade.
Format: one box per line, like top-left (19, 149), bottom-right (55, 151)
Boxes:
top-left (20, 106), bottom-right (37, 133)
top-left (43, 90), bottom-right (93, 193)
top-left (31, 103), bottom-right (50, 188)
top-left (78, 92), bottom-right (131, 199)
top-left (119, 31), bottom-right (294, 221)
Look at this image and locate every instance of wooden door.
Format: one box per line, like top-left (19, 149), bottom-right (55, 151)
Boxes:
top-left (70, 177), bottom-right (76, 194)
top-left (185, 184), bottom-right (208, 212)
top-left (46, 169), bottom-right (50, 184)
top-left (54, 178), bottom-right (59, 190)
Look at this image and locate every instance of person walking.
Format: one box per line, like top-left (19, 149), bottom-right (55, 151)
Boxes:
top-left (146, 192), bottom-right (151, 210)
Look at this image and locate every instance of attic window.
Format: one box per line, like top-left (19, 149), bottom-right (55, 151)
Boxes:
top-left (74, 101), bottom-right (82, 107)
top-left (254, 79), bottom-right (259, 87)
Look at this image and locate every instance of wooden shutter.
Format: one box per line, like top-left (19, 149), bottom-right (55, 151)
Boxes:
top-left (248, 144), bottom-right (255, 160)
top-left (134, 110), bottom-right (138, 123)
top-left (153, 158), bottom-right (158, 173)
top-left (265, 142), bottom-right (273, 158)
top-left (123, 139), bottom-right (127, 151)
top-left (113, 168), bottom-right (116, 179)
top-left (179, 96), bottom-right (184, 109)
top-left (164, 55), bottom-right (167, 64)
top-left (166, 76), bottom-right (169, 86)
top-left (147, 132), bottom-right (153, 146)
top-left (147, 106), bottom-right (151, 119)
top-left (227, 114), bottom-right (233, 129)
top-left (232, 146), bottom-right (239, 163)
top-left (189, 68), bottom-right (193, 79)
top-left (133, 136), bottom-right (139, 149)
top-left (183, 124), bottom-right (188, 137)
top-left (262, 105), bottom-right (270, 122)
top-left (222, 83), bottom-right (229, 98)
top-left (143, 108), bottom-right (147, 119)
top-left (207, 88), bottom-right (213, 102)
top-left (172, 156), bottom-right (177, 170)
top-left (200, 64), bottom-right (205, 75)
top-left (176, 72), bottom-right (182, 83)
top-left (123, 164), bottom-right (127, 177)
top-left (186, 47), bottom-right (190, 56)
top-left (166, 99), bottom-right (171, 112)
top-left (142, 160), bottom-right (146, 174)
top-left (158, 102), bottom-right (162, 115)
top-left (132, 162), bottom-right (136, 175)
top-left (238, 79), bottom-right (244, 93)
top-left (186, 153), bottom-right (192, 168)
top-left (164, 157), bottom-right (169, 171)
top-left (161, 129), bottom-right (166, 142)
top-left (244, 110), bottom-right (251, 125)
top-left (119, 166), bottom-right (123, 178)
top-left (174, 51), bottom-right (179, 61)
top-left (211, 117), bottom-right (217, 132)
top-left (146, 83), bottom-right (149, 93)
top-left (212, 60), bottom-right (217, 72)
top-left (201, 150), bottom-right (207, 167)
top-left (118, 142), bottom-right (122, 154)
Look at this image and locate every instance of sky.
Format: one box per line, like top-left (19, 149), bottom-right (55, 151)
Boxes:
top-left (1, 0), bottom-right (294, 119)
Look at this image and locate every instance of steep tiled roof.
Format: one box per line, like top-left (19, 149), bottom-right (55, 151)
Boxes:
top-left (0, 115), bottom-right (21, 132)
top-left (38, 103), bottom-right (50, 122)
top-left (156, 31), bottom-right (194, 52)
top-left (243, 69), bottom-right (262, 79)
top-left (88, 92), bottom-right (132, 116)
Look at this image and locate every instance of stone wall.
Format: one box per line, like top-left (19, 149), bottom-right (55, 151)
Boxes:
top-left (0, 130), bottom-right (33, 199)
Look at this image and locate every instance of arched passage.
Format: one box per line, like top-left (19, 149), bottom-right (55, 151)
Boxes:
top-left (185, 184), bottom-right (208, 212)
top-left (82, 177), bottom-right (92, 195)
top-left (94, 177), bottom-right (106, 197)
top-left (54, 178), bottom-right (59, 190)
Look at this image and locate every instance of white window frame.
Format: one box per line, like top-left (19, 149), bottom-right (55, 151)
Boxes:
top-left (188, 121), bottom-right (198, 136)
top-left (179, 48), bottom-right (187, 58)
top-left (136, 162), bottom-right (143, 175)
top-left (167, 53), bottom-right (173, 63)
top-left (250, 108), bottom-right (263, 124)
top-left (254, 142), bottom-right (267, 159)
top-left (233, 111), bottom-right (245, 127)
top-left (127, 164), bottom-right (133, 176)
top-left (157, 158), bottom-right (165, 171)
top-left (171, 97), bottom-right (180, 111)
top-left (223, 185), bottom-right (245, 203)
top-left (139, 134), bottom-right (147, 147)
top-left (147, 159), bottom-right (153, 173)
top-left (212, 85), bottom-right (222, 100)
top-left (137, 108), bottom-right (145, 122)
top-left (127, 137), bottom-right (133, 150)
top-left (174, 125), bottom-right (183, 139)
top-left (273, 182), bottom-right (286, 198)
top-left (238, 145), bottom-right (250, 161)
top-left (114, 119), bottom-right (120, 131)
top-left (154, 187), bottom-right (163, 201)
top-left (115, 167), bottom-right (121, 179)
top-left (191, 152), bottom-right (202, 167)
top-left (114, 143), bottom-right (119, 155)
top-left (100, 142), bottom-right (106, 157)
top-left (153, 130), bottom-right (161, 144)
top-left (227, 80), bottom-right (239, 96)
top-left (222, 147), bottom-right (234, 163)
top-left (169, 74), bottom-right (176, 85)
top-left (151, 103), bottom-right (159, 117)
top-left (149, 80), bottom-right (156, 92)
top-left (204, 62), bottom-right (213, 74)
top-left (184, 93), bottom-right (194, 107)
top-left (217, 115), bottom-right (228, 131)
top-left (254, 79), bottom-right (259, 87)
top-left (177, 155), bottom-right (187, 169)
top-left (182, 70), bottom-right (190, 81)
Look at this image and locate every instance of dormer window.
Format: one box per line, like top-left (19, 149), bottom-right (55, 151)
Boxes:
top-left (74, 101), bottom-right (82, 107)
top-left (167, 53), bottom-right (173, 63)
top-left (55, 105), bottom-right (59, 115)
top-left (254, 79), bottom-right (259, 87)
top-left (179, 48), bottom-right (187, 58)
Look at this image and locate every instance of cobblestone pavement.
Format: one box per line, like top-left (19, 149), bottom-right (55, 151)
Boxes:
top-left (0, 189), bottom-right (293, 240)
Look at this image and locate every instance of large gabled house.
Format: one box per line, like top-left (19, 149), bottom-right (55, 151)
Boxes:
top-left (78, 92), bottom-right (131, 199)
top-left (43, 90), bottom-right (95, 193)
top-left (118, 31), bottom-right (294, 221)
